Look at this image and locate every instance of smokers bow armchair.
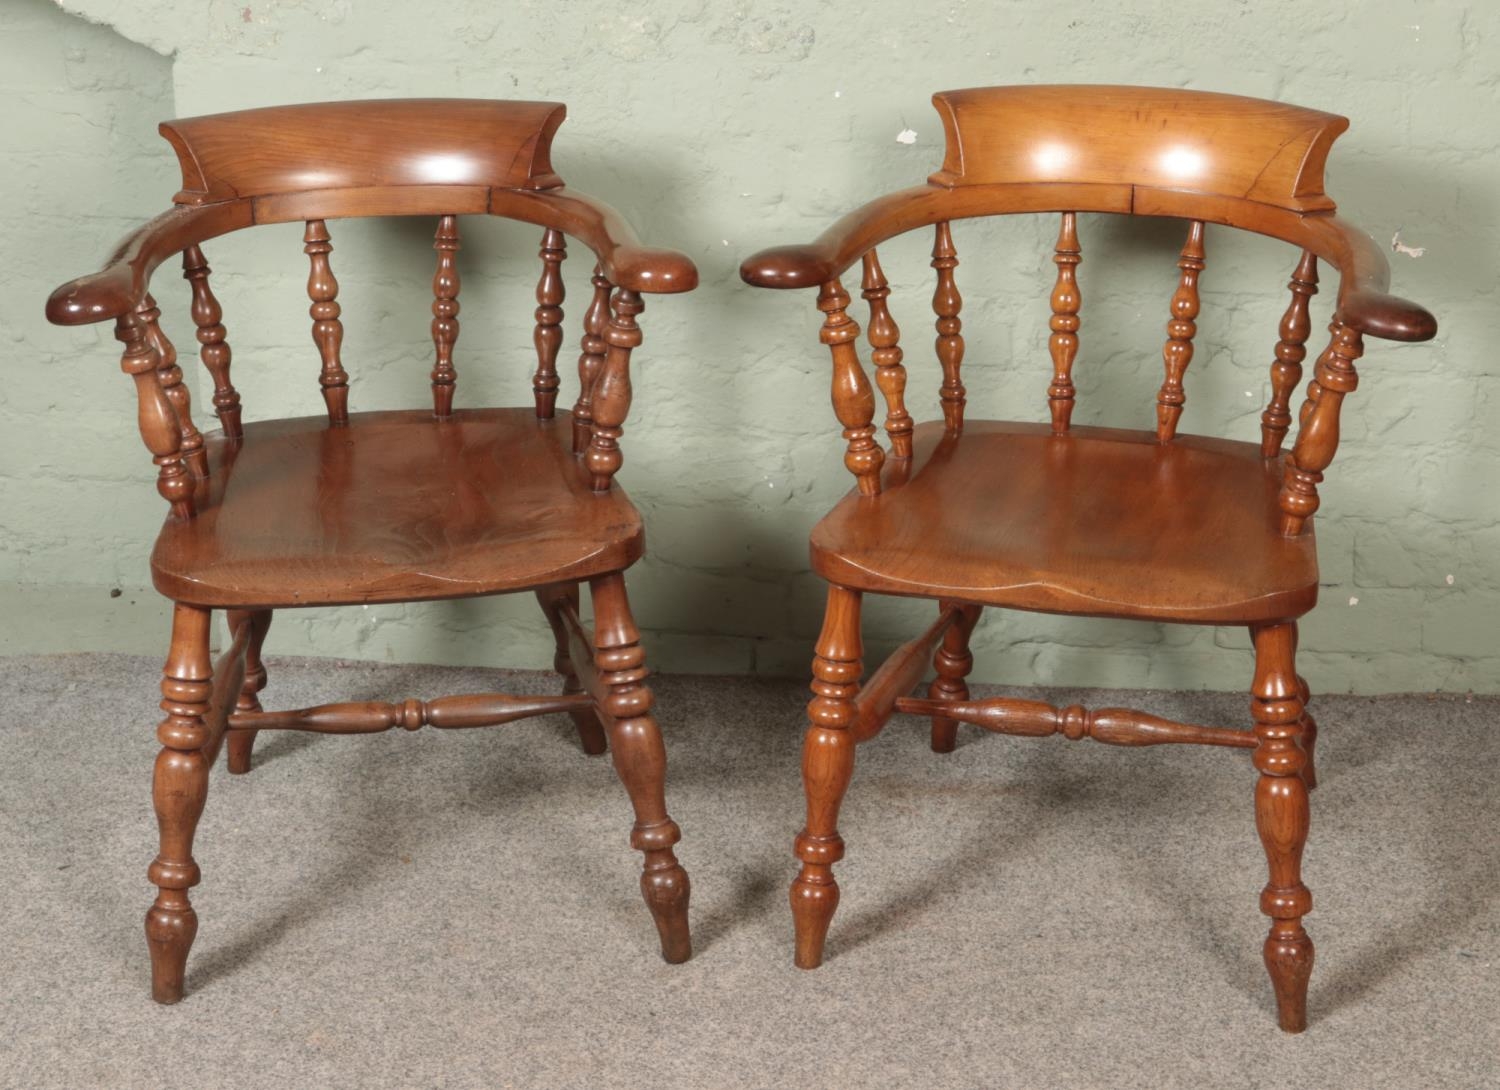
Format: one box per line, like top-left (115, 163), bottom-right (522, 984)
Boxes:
top-left (47, 98), bottom-right (697, 1002)
top-left (741, 85), bottom-right (1437, 1033)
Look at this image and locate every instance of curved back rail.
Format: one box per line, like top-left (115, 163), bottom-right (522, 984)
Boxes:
top-left (46, 99), bottom-right (699, 518)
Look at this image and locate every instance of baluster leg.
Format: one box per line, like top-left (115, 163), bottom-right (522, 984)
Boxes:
top-left (1250, 621), bottom-right (1314, 1032)
top-left (791, 584), bottom-right (862, 968)
top-left (928, 603), bottom-right (982, 753)
top-left (590, 572), bottom-right (691, 962)
top-left (224, 609), bottom-right (271, 774)
top-left (145, 604), bottom-right (213, 1003)
top-left (535, 584), bottom-right (608, 755)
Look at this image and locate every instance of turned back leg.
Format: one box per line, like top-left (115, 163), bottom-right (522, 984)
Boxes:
top-left (225, 609), bottom-right (271, 774)
top-left (536, 584), bottom-right (608, 755)
top-left (928, 603), bottom-right (981, 753)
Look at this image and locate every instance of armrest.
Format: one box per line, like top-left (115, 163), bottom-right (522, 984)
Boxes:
top-left (1302, 215), bottom-right (1437, 343)
top-left (46, 202), bottom-right (253, 326)
top-left (740, 186), bottom-right (947, 289)
top-left (490, 187), bottom-right (697, 294)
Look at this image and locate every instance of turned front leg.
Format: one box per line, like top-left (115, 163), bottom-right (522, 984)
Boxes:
top-left (146, 604), bottom-right (214, 1003)
top-left (791, 584), bottom-right (862, 968)
top-left (1250, 621), bottom-right (1314, 1032)
top-left (590, 572), bottom-right (691, 962)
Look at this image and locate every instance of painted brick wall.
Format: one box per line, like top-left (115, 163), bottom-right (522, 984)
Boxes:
top-left (6, 0), bottom-right (1496, 694)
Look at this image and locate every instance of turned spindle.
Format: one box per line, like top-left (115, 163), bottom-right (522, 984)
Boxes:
top-left (138, 294), bottom-right (208, 478)
top-left (572, 266), bottom-right (612, 453)
top-left (861, 250), bottom-right (913, 459)
top-left (817, 279), bottom-right (884, 496)
top-left (1279, 321), bottom-right (1362, 535)
top-left (1155, 220), bottom-right (1206, 442)
top-left (303, 220), bottom-right (348, 425)
top-left (116, 311), bottom-right (193, 519)
top-left (182, 245), bottom-right (242, 439)
top-left (533, 228), bottom-right (567, 418)
top-left (586, 288), bottom-right (643, 491)
top-left (931, 222), bottom-right (966, 432)
top-left (1047, 212), bottom-right (1082, 433)
top-left (1260, 251), bottom-right (1319, 457)
top-left (430, 215), bottom-right (461, 418)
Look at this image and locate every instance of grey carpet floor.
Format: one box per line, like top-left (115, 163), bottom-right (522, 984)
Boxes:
top-left (0, 653), bottom-right (1496, 1090)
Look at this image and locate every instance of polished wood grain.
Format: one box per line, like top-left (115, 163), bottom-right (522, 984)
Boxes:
top-left (429, 215), bottom-right (461, 418)
top-left (927, 85), bottom-right (1346, 212)
top-left (47, 98), bottom-right (698, 1002)
top-left (159, 99), bottom-right (568, 204)
top-left (744, 84), bottom-right (1435, 1033)
top-left (1155, 220), bottom-right (1206, 442)
top-left (151, 409), bottom-right (644, 607)
top-left (811, 421), bottom-right (1318, 624)
top-left (1046, 212), bottom-right (1081, 434)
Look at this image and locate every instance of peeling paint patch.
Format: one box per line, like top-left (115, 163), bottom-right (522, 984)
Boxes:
top-left (1391, 230), bottom-right (1427, 258)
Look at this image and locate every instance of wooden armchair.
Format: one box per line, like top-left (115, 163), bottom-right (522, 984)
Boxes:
top-left (741, 85), bottom-right (1437, 1032)
top-left (46, 99), bottom-right (697, 1003)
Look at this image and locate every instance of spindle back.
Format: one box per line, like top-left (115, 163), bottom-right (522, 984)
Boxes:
top-left (741, 85), bottom-right (1437, 535)
top-left (47, 99), bottom-right (698, 520)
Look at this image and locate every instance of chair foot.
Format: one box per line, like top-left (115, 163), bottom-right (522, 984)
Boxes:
top-left (225, 609), bottom-right (271, 774)
top-left (1251, 622), bottom-right (1315, 1033)
top-left (536, 585), bottom-right (609, 755)
top-left (928, 603), bottom-right (981, 753)
top-left (147, 605), bottom-right (214, 1003)
top-left (590, 572), bottom-right (691, 962)
top-left (791, 585), bottom-right (862, 968)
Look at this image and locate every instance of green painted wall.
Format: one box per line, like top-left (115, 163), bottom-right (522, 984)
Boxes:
top-left (5, 0), bottom-right (1496, 694)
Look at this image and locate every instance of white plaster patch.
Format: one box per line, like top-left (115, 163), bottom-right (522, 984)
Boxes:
top-left (896, 128), bottom-right (917, 145)
top-left (1391, 231), bottom-right (1427, 258)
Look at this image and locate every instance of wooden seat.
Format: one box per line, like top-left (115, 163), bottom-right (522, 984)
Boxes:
top-left (742, 84), bottom-right (1438, 1035)
top-left (47, 99), bottom-right (696, 1004)
top-left (153, 409), bottom-right (644, 608)
top-left (812, 421), bottom-right (1317, 624)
